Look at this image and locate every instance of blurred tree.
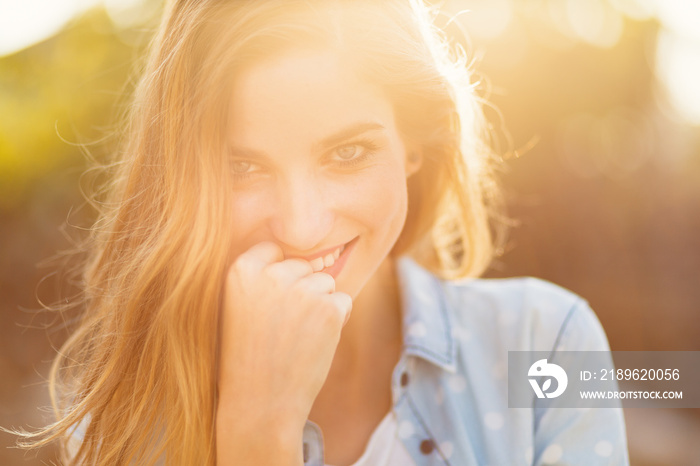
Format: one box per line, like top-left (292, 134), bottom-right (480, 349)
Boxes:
top-left (0, 8), bottom-right (152, 211)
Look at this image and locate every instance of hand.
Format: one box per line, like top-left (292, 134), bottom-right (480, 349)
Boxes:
top-left (216, 241), bottom-right (352, 439)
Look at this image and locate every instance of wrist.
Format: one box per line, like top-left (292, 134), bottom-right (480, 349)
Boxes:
top-left (215, 394), bottom-right (306, 448)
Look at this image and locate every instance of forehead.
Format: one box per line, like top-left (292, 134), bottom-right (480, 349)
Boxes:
top-left (227, 49), bottom-right (396, 150)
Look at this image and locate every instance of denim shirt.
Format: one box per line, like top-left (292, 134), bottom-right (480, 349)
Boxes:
top-left (302, 256), bottom-right (630, 466)
top-left (68, 256), bottom-right (629, 465)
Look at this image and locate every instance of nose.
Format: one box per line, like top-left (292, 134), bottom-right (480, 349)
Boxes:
top-left (268, 173), bottom-right (334, 253)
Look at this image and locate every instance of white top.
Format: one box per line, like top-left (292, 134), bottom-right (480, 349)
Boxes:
top-left (325, 410), bottom-right (415, 466)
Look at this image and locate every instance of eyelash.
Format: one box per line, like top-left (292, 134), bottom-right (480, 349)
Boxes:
top-left (229, 139), bottom-right (380, 181)
top-left (332, 139), bottom-right (379, 168)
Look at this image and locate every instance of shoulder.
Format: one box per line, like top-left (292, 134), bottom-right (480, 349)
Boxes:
top-left (395, 258), bottom-right (628, 465)
top-left (445, 274), bottom-right (611, 353)
top-left (397, 256), bottom-right (611, 354)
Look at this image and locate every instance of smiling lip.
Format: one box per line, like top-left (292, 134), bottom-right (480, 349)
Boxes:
top-left (288, 242), bottom-right (349, 263)
top-left (321, 236), bottom-right (358, 279)
top-left (285, 237), bottom-right (358, 279)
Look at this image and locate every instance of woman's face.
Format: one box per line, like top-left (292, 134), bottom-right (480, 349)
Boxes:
top-left (226, 49), bottom-right (419, 299)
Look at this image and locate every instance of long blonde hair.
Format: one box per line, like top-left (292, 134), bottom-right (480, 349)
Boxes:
top-left (17, 0), bottom-right (504, 463)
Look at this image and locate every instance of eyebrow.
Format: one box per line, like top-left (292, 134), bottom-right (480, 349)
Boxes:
top-left (316, 121), bottom-right (386, 150)
top-left (228, 121), bottom-right (386, 160)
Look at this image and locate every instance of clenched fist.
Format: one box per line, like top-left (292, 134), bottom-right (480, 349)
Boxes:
top-left (216, 241), bottom-right (352, 464)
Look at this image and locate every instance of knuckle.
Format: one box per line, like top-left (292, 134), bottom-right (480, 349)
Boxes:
top-left (338, 292), bottom-right (352, 309)
top-left (253, 240), bottom-right (279, 255)
top-left (320, 297), bottom-right (345, 325)
top-left (227, 261), bottom-right (244, 283)
top-left (261, 264), bottom-right (284, 285)
top-left (260, 241), bottom-right (284, 261)
top-left (314, 272), bottom-right (335, 290)
top-left (262, 261), bottom-right (282, 276)
top-left (287, 258), bottom-right (314, 275)
top-left (265, 259), bottom-right (312, 284)
top-left (232, 253), bottom-right (253, 273)
top-left (320, 296), bottom-right (338, 312)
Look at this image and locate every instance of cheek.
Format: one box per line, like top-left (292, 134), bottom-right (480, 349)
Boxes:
top-left (227, 189), bottom-right (273, 255)
top-left (336, 162), bottom-right (408, 232)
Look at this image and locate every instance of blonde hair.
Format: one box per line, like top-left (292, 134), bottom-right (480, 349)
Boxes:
top-left (16, 0), bottom-right (505, 464)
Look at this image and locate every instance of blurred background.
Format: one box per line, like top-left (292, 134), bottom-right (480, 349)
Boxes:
top-left (1, 0), bottom-right (698, 464)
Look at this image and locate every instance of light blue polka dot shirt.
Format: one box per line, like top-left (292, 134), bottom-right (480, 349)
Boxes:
top-left (68, 256), bottom-right (630, 465)
top-left (303, 256), bottom-right (630, 465)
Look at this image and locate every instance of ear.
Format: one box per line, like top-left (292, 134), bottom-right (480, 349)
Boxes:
top-left (405, 148), bottom-right (423, 178)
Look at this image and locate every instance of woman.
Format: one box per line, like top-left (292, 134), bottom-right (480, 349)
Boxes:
top-left (18, 0), bottom-right (629, 464)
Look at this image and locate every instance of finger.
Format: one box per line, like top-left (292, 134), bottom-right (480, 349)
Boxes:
top-left (329, 292), bottom-right (352, 326)
top-left (265, 258), bottom-right (314, 285)
top-left (297, 272), bottom-right (336, 294)
top-left (235, 241), bottom-right (284, 272)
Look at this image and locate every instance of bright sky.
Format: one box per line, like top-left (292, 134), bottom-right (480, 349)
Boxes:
top-left (0, 0), bottom-right (100, 56)
top-left (0, 0), bottom-right (147, 56)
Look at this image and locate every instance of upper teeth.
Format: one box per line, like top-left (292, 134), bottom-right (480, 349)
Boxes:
top-left (310, 244), bottom-right (346, 272)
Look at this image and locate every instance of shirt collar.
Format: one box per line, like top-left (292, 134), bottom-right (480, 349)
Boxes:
top-left (396, 256), bottom-right (458, 373)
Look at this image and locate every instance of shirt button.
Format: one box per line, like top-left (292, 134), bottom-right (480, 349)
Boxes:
top-left (400, 371), bottom-right (410, 387)
top-left (420, 439), bottom-right (435, 454)
top-left (303, 442), bottom-right (309, 462)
